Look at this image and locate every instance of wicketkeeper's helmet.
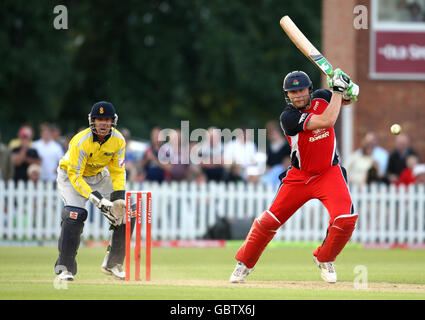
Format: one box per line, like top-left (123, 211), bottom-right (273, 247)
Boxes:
top-left (282, 71), bottom-right (313, 105)
top-left (88, 101), bottom-right (118, 130)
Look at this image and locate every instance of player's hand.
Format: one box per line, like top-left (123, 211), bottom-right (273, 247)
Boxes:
top-left (89, 191), bottom-right (121, 226)
top-left (327, 68), bottom-right (351, 93)
top-left (342, 82), bottom-right (359, 102)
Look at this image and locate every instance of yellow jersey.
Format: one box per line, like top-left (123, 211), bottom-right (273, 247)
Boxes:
top-left (59, 127), bottom-right (126, 198)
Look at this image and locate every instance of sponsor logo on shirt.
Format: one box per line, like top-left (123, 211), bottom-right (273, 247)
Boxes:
top-left (309, 130), bottom-right (330, 142)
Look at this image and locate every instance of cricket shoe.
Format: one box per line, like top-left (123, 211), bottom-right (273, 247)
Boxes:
top-left (57, 271), bottom-right (74, 281)
top-left (229, 262), bottom-right (254, 283)
top-left (313, 257), bottom-right (337, 283)
top-left (101, 264), bottom-right (126, 280)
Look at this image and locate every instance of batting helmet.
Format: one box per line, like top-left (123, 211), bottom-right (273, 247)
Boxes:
top-left (282, 71), bottom-right (313, 106)
top-left (88, 101), bottom-right (118, 129)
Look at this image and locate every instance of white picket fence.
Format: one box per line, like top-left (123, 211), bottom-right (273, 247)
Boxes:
top-left (0, 180), bottom-right (424, 244)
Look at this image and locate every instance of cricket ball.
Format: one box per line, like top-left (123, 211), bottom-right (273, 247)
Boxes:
top-left (390, 124), bottom-right (402, 135)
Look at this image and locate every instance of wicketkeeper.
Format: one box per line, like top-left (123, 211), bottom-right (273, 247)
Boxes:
top-left (230, 69), bottom-right (359, 283)
top-left (54, 101), bottom-right (133, 281)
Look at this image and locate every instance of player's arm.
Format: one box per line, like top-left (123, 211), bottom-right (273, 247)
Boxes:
top-left (106, 142), bottom-right (127, 225)
top-left (305, 69), bottom-right (354, 130)
top-left (66, 144), bottom-right (93, 198)
top-left (107, 143), bottom-right (126, 191)
top-left (305, 92), bottom-right (343, 130)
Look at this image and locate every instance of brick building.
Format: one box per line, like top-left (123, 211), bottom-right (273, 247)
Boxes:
top-left (322, 0), bottom-right (425, 164)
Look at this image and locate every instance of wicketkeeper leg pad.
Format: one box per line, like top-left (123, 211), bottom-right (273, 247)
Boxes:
top-left (314, 214), bottom-right (358, 262)
top-left (105, 216), bottom-right (136, 267)
top-left (55, 206), bottom-right (88, 275)
top-left (235, 210), bottom-right (281, 268)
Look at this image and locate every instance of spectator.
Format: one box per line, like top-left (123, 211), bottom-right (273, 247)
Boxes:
top-left (167, 129), bottom-right (190, 181)
top-left (0, 132), bottom-right (14, 181)
top-left (261, 156), bottom-right (291, 188)
top-left (223, 129), bottom-right (257, 179)
top-left (27, 163), bottom-right (41, 184)
top-left (140, 127), bottom-right (170, 183)
top-left (50, 123), bottom-right (66, 153)
top-left (120, 127), bottom-right (138, 182)
top-left (413, 164), bottom-right (425, 183)
top-left (198, 127), bottom-right (225, 182)
top-left (187, 164), bottom-right (208, 185)
top-left (361, 132), bottom-right (389, 179)
top-left (407, 1), bottom-right (425, 21)
top-left (345, 135), bottom-right (380, 185)
top-left (397, 154), bottom-right (419, 186)
top-left (224, 163), bottom-right (244, 183)
top-left (11, 125), bottom-right (41, 182)
top-left (246, 166), bottom-right (262, 184)
top-left (265, 120), bottom-right (291, 169)
top-left (386, 134), bottom-right (417, 184)
top-left (32, 123), bottom-right (64, 182)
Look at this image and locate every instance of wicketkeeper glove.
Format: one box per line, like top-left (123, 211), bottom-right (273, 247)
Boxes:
top-left (110, 190), bottom-right (126, 225)
top-left (89, 191), bottom-right (122, 226)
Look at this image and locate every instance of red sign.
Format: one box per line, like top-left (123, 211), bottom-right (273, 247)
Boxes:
top-left (371, 31), bottom-right (425, 79)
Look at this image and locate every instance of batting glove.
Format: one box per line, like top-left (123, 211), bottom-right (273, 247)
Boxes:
top-left (327, 68), bottom-right (351, 93)
top-left (343, 82), bottom-right (360, 102)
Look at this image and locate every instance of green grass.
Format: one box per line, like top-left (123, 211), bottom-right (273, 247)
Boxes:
top-left (0, 244), bottom-right (424, 300)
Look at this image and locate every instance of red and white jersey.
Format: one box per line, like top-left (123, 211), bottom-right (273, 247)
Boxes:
top-left (280, 89), bottom-right (340, 174)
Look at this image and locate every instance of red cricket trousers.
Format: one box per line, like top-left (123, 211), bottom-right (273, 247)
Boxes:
top-left (270, 165), bottom-right (354, 226)
top-left (235, 165), bottom-right (357, 268)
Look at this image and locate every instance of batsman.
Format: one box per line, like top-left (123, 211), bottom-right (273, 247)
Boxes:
top-left (54, 101), bottom-right (133, 281)
top-left (230, 69), bottom-right (359, 283)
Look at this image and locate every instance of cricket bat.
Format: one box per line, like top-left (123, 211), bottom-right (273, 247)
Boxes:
top-left (280, 15), bottom-right (358, 100)
top-left (280, 15), bottom-right (334, 77)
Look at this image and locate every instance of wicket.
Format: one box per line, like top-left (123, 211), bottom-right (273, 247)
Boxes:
top-left (125, 191), bottom-right (152, 281)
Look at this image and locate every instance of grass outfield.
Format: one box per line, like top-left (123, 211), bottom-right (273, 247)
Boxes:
top-left (0, 244), bottom-right (424, 300)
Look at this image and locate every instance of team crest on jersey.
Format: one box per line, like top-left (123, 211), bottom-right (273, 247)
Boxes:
top-left (69, 211), bottom-right (78, 219)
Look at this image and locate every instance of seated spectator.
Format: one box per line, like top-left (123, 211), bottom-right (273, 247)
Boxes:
top-left (11, 125), bottom-right (41, 183)
top-left (397, 154), bottom-right (419, 186)
top-left (50, 123), bottom-right (66, 153)
top-left (362, 132), bottom-right (389, 179)
top-left (167, 129), bottom-right (190, 181)
top-left (198, 127), bottom-right (225, 182)
top-left (413, 164), bottom-right (425, 183)
top-left (0, 132), bottom-right (14, 181)
top-left (223, 129), bottom-right (257, 180)
top-left (386, 134), bottom-right (418, 184)
top-left (140, 127), bottom-right (170, 182)
top-left (261, 156), bottom-right (291, 188)
top-left (187, 164), bottom-right (208, 185)
top-left (265, 120), bottom-right (291, 169)
top-left (224, 163), bottom-right (244, 183)
top-left (27, 163), bottom-right (41, 184)
top-left (32, 123), bottom-right (64, 182)
top-left (345, 135), bottom-right (380, 185)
